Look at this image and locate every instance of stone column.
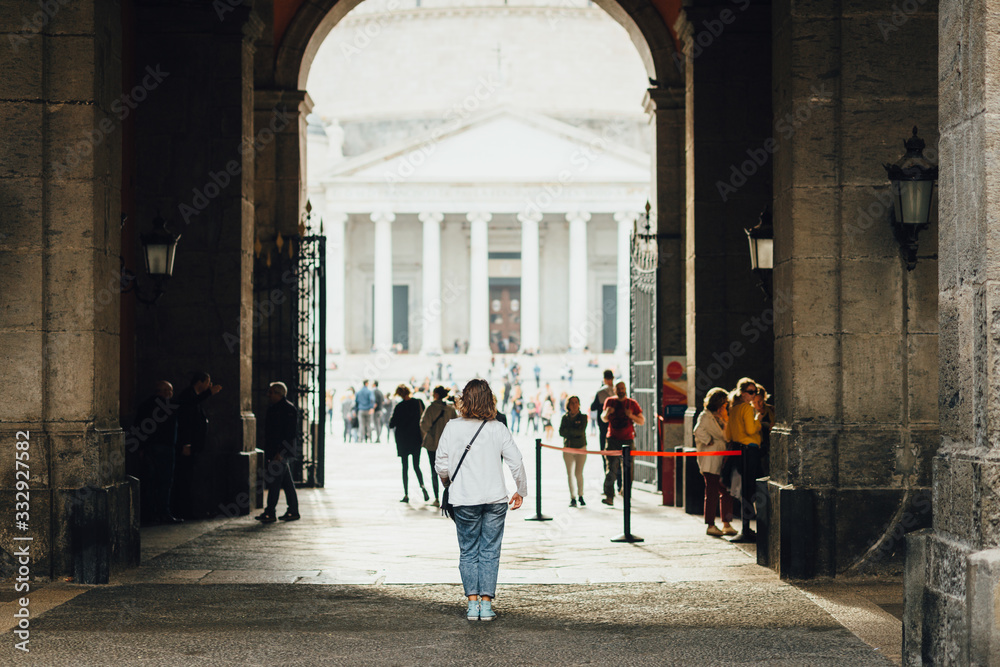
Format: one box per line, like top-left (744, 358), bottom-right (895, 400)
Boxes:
top-left (419, 212), bottom-right (444, 355)
top-left (613, 212), bottom-right (634, 356)
top-left (467, 212), bottom-right (492, 355)
top-left (0, 0), bottom-right (137, 581)
top-left (566, 212), bottom-right (591, 352)
top-left (326, 210), bottom-right (348, 355)
top-left (764, 1), bottom-right (937, 582)
top-left (519, 211), bottom-right (542, 353)
top-left (372, 212), bottom-right (395, 351)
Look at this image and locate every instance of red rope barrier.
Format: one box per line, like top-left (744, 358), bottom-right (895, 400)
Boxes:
top-left (537, 442), bottom-right (740, 457)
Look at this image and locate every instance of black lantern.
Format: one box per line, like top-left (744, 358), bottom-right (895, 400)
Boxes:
top-left (121, 213), bottom-right (181, 304)
top-left (140, 213), bottom-right (181, 278)
top-left (883, 127), bottom-right (937, 271)
top-left (745, 206), bottom-right (773, 299)
top-left (745, 206), bottom-right (773, 271)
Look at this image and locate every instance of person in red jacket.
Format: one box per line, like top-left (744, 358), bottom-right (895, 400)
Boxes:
top-left (600, 382), bottom-right (645, 506)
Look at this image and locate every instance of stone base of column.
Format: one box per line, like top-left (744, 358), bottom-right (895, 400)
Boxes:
top-left (761, 478), bottom-right (932, 581)
top-left (467, 345), bottom-right (492, 356)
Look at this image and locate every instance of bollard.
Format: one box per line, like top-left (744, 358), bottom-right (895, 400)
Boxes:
top-left (525, 438), bottom-right (552, 522)
top-left (611, 444), bottom-right (643, 543)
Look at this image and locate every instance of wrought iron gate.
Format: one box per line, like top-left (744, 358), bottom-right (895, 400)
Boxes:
top-left (630, 215), bottom-right (659, 486)
top-left (252, 221), bottom-right (327, 488)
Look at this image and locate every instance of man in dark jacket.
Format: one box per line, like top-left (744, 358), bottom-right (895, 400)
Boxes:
top-left (173, 371), bottom-right (222, 518)
top-left (134, 380), bottom-right (181, 524)
top-left (256, 381), bottom-right (300, 523)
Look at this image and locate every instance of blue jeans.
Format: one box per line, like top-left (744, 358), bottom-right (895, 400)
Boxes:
top-left (454, 503), bottom-right (508, 598)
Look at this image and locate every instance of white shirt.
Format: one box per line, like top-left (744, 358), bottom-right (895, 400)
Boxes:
top-left (434, 417), bottom-right (528, 506)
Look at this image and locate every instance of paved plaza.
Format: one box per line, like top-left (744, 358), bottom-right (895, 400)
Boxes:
top-left (3, 394), bottom-right (904, 665)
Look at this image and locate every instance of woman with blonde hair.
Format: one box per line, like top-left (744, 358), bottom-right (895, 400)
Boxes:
top-left (435, 379), bottom-right (528, 621)
top-left (694, 388), bottom-right (736, 536)
top-left (558, 395), bottom-right (588, 507)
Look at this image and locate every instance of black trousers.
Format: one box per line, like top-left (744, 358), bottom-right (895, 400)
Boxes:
top-left (265, 458), bottom-right (299, 515)
top-left (738, 444), bottom-right (762, 522)
top-left (426, 449), bottom-right (439, 499)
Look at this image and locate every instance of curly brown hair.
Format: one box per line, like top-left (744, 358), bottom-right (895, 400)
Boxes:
top-left (458, 379), bottom-right (497, 420)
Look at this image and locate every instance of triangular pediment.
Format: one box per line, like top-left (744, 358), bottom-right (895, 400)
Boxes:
top-left (319, 106), bottom-right (650, 184)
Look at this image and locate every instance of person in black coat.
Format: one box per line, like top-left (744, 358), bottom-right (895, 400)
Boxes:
top-left (388, 384), bottom-right (426, 503)
top-left (256, 381), bottom-right (300, 522)
top-left (173, 371), bottom-right (222, 518)
top-left (133, 380), bottom-right (181, 524)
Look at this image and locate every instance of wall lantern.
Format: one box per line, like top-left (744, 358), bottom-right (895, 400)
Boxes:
top-left (745, 206), bottom-right (774, 272)
top-left (745, 206), bottom-right (773, 298)
top-left (883, 126), bottom-right (937, 271)
top-left (121, 213), bottom-right (181, 304)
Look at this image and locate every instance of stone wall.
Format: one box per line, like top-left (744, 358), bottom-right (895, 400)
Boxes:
top-left (0, 0), bottom-right (138, 581)
top-left (905, 0), bottom-right (1000, 664)
top-left (768, 0), bottom-right (938, 578)
top-left (678, 1), bottom-right (774, 430)
top-left (131, 4), bottom-right (261, 519)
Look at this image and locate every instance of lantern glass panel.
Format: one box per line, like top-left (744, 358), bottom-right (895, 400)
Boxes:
top-left (899, 180), bottom-right (933, 225)
top-left (145, 243), bottom-right (170, 276)
top-left (757, 238), bottom-right (774, 270)
top-left (747, 236), bottom-right (759, 270)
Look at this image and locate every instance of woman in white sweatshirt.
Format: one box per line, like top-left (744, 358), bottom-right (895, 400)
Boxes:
top-left (435, 379), bottom-right (528, 622)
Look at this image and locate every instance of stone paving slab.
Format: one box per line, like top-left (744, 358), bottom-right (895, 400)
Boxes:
top-left (1, 584), bottom-right (895, 666)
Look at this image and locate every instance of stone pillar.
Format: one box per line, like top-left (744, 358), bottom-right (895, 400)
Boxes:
top-left (467, 212), bottom-right (492, 355)
top-left (566, 212), bottom-right (591, 352)
top-left (371, 211), bottom-right (395, 351)
top-left (326, 210), bottom-right (348, 355)
top-left (419, 212), bottom-right (444, 355)
top-left (519, 211), bottom-right (542, 353)
top-left (131, 6), bottom-right (263, 521)
top-left (765, 1), bottom-right (937, 581)
top-left (909, 1), bottom-right (996, 663)
top-left (613, 212), bottom-right (634, 356)
top-left (0, 0), bottom-right (137, 581)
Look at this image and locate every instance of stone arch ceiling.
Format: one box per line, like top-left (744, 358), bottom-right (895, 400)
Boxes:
top-left (271, 0), bottom-right (682, 85)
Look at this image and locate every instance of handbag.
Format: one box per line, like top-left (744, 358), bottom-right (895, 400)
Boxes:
top-left (440, 420), bottom-right (488, 520)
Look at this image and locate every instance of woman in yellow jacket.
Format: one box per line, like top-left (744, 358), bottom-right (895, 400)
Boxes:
top-left (726, 378), bottom-right (762, 544)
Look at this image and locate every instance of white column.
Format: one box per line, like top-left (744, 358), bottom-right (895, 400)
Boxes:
top-left (519, 211), bottom-right (542, 353)
top-left (467, 212), bottom-right (492, 355)
top-left (614, 212), bottom-right (635, 356)
top-left (566, 211), bottom-right (591, 353)
top-left (419, 212), bottom-right (444, 355)
top-left (326, 209), bottom-right (348, 354)
top-left (371, 211), bottom-right (395, 352)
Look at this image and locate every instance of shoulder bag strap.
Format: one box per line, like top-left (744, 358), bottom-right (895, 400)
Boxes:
top-left (450, 420), bottom-right (488, 484)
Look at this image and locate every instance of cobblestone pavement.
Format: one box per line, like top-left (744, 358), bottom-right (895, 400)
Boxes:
top-left (1, 360), bottom-right (903, 665)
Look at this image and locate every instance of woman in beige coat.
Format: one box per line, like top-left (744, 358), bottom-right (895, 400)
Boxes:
top-left (693, 387), bottom-right (737, 537)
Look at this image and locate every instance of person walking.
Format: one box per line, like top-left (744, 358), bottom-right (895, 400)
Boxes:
top-left (558, 395), bottom-right (588, 507)
top-left (591, 370), bottom-right (616, 484)
top-left (355, 380), bottom-right (376, 442)
top-left (600, 382), bottom-right (644, 506)
top-left (341, 387), bottom-right (356, 442)
top-left (372, 381), bottom-right (386, 443)
top-left (435, 379), bottom-right (527, 621)
top-left (420, 386), bottom-right (458, 507)
top-left (510, 386), bottom-right (523, 433)
top-left (389, 385), bottom-right (428, 503)
top-left (728, 377), bottom-right (763, 543)
top-left (256, 382), bottom-right (300, 523)
top-left (693, 388), bottom-right (736, 536)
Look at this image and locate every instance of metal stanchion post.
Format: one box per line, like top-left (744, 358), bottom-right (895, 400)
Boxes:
top-left (611, 443), bottom-right (643, 542)
top-left (525, 438), bottom-right (552, 522)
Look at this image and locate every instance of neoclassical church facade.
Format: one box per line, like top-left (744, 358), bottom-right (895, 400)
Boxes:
top-left (304, 0), bottom-right (651, 354)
